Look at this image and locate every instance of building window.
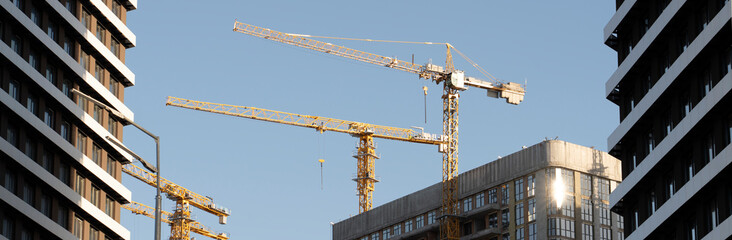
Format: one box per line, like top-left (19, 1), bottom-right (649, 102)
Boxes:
top-left (515, 227), bottom-right (524, 240)
top-left (65, 0), bottom-right (75, 14)
top-left (75, 174), bottom-right (85, 196)
top-left (687, 216), bottom-right (698, 240)
top-left (73, 216), bottom-right (83, 239)
top-left (370, 233), bottom-right (379, 240)
top-left (46, 64), bottom-right (56, 84)
top-left (47, 21), bottom-right (57, 41)
top-left (684, 157), bottom-right (695, 183)
top-left (111, 0), bottom-right (122, 18)
top-left (488, 213), bottom-right (498, 228)
top-left (463, 197), bottom-right (473, 212)
top-left (580, 174), bottom-right (592, 197)
top-left (598, 179), bottom-right (610, 201)
top-left (476, 192), bottom-right (484, 208)
top-left (64, 36), bottom-right (74, 57)
top-left (528, 223), bottom-right (536, 240)
top-left (92, 144), bottom-right (102, 164)
top-left (45, 108), bottom-right (55, 128)
top-left (548, 217), bottom-right (575, 238)
top-left (393, 224), bottom-right (401, 236)
top-left (527, 198), bottom-right (536, 222)
top-left (502, 233), bottom-right (509, 240)
top-left (24, 138), bottom-right (36, 160)
top-left (427, 211), bottom-right (436, 225)
top-left (2, 215), bottom-right (14, 238)
top-left (600, 227), bottom-right (611, 240)
top-left (707, 199), bottom-right (718, 231)
top-left (30, 6), bottom-right (41, 27)
top-left (616, 213), bottom-right (624, 229)
top-left (9, 80), bottom-right (20, 102)
top-left (12, 0), bottom-right (23, 9)
top-left (41, 194), bottom-right (52, 217)
top-left (22, 182), bottom-right (34, 206)
top-left (562, 169), bottom-right (574, 193)
top-left (704, 132), bottom-right (716, 164)
top-left (96, 22), bottom-right (106, 44)
top-left (10, 35), bottom-right (22, 55)
top-left (415, 215), bottom-right (424, 228)
top-left (404, 219), bottom-right (412, 233)
top-left (581, 199), bottom-right (592, 221)
top-left (4, 170), bottom-right (16, 193)
top-left (582, 223), bottom-right (593, 240)
top-left (107, 155), bottom-right (116, 176)
top-left (702, 70), bottom-right (713, 97)
top-left (501, 208), bottom-right (510, 230)
top-left (94, 105), bottom-right (103, 122)
top-left (90, 227), bottom-right (99, 240)
top-left (600, 202), bottom-right (611, 226)
top-left (515, 202), bottom-right (524, 225)
top-left (562, 196), bottom-right (575, 217)
top-left (382, 229), bottom-right (389, 240)
top-left (80, 50), bottom-right (90, 71)
top-left (6, 123), bottom-right (19, 147)
top-left (111, 38), bottom-right (121, 58)
top-left (77, 131), bottom-right (87, 154)
top-left (648, 190), bottom-right (657, 215)
top-left (527, 175), bottom-right (535, 197)
top-left (62, 80), bottom-right (72, 100)
top-left (81, 8), bottom-right (92, 30)
top-left (108, 117), bottom-right (118, 136)
top-left (54, 205), bottom-right (67, 229)
top-left (646, 130), bottom-right (655, 154)
top-left (515, 178), bottom-right (524, 201)
top-left (61, 121), bottom-right (71, 142)
top-left (26, 94), bottom-right (38, 116)
top-left (501, 184), bottom-right (509, 205)
top-left (59, 162), bottom-right (70, 185)
top-left (91, 185), bottom-right (100, 207)
top-left (109, 76), bottom-right (119, 97)
top-left (488, 188), bottom-right (497, 204)
top-left (42, 150), bottom-right (54, 173)
top-left (95, 63), bottom-right (105, 82)
top-left (29, 50), bottom-right (40, 71)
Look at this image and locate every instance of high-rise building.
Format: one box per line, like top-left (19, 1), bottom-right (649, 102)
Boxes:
top-left (603, 0), bottom-right (731, 239)
top-left (332, 140), bottom-right (623, 240)
top-left (0, 0), bottom-right (138, 239)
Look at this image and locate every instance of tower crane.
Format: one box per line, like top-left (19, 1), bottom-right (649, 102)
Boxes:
top-left (232, 20), bottom-right (525, 240)
top-left (122, 163), bottom-right (231, 240)
top-left (165, 96), bottom-right (445, 213)
top-left (122, 201), bottom-right (229, 240)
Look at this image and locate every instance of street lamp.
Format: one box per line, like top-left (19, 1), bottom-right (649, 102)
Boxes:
top-left (72, 89), bottom-right (163, 240)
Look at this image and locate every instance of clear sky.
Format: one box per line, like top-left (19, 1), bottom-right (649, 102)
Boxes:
top-left (119, 1), bottom-right (618, 239)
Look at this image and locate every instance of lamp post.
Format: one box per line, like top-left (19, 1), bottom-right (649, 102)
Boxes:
top-left (72, 89), bottom-right (162, 240)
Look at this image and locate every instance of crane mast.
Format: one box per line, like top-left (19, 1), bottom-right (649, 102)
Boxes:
top-left (166, 96), bottom-right (445, 213)
top-left (232, 20), bottom-right (525, 240)
top-left (122, 201), bottom-right (229, 240)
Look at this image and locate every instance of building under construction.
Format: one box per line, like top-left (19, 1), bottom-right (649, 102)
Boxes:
top-left (0, 0), bottom-right (137, 239)
top-left (333, 140), bottom-right (623, 240)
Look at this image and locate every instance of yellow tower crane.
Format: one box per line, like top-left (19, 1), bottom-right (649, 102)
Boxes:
top-left (122, 201), bottom-right (229, 240)
top-left (165, 96), bottom-right (445, 213)
top-left (231, 20), bottom-right (525, 240)
top-left (122, 163), bottom-right (231, 240)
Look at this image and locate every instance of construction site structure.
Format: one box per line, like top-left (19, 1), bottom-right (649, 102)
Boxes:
top-left (232, 20), bottom-right (525, 240)
top-left (122, 163), bottom-right (231, 240)
top-left (165, 96), bottom-right (445, 213)
top-left (122, 201), bottom-right (229, 240)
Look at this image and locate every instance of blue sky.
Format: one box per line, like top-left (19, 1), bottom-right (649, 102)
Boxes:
top-left (120, 1), bottom-right (618, 239)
